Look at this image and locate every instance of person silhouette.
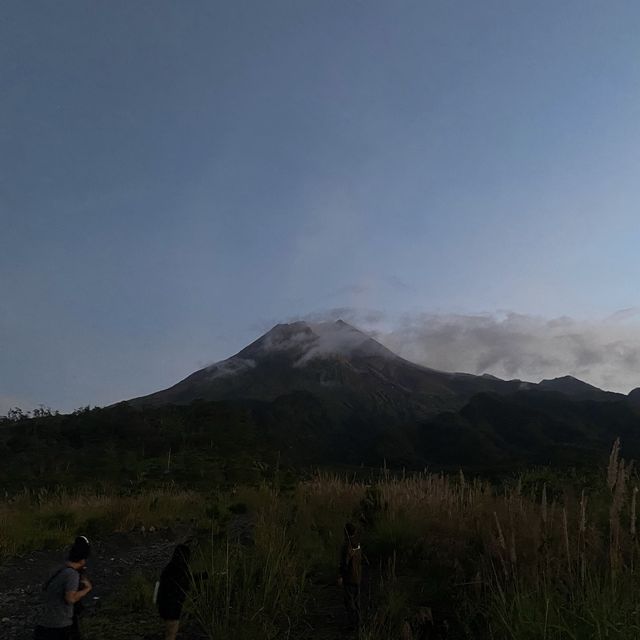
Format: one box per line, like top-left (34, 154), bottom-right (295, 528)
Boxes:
top-left (156, 544), bottom-right (194, 640)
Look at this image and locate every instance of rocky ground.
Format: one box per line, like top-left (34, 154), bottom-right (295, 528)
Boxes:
top-left (0, 519), bottom-right (348, 640)
top-left (0, 528), bottom-right (194, 640)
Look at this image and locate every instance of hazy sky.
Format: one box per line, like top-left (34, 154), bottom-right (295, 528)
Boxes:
top-left (2, 1), bottom-right (640, 413)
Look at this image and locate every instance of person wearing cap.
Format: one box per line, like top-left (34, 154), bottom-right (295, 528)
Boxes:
top-left (33, 536), bottom-right (93, 639)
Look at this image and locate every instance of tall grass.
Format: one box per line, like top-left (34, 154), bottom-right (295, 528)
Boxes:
top-left (4, 445), bottom-right (640, 639)
top-left (478, 440), bottom-right (640, 639)
top-left (291, 453), bottom-right (640, 639)
top-left (0, 487), bottom-right (205, 558)
top-left (189, 490), bottom-right (308, 640)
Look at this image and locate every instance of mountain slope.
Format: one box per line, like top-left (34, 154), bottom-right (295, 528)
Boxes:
top-left (127, 320), bottom-right (524, 416)
top-left (109, 320), bottom-right (640, 472)
top-left (537, 375), bottom-right (621, 399)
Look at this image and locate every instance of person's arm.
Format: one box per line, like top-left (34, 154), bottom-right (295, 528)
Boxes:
top-left (65, 577), bottom-right (92, 604)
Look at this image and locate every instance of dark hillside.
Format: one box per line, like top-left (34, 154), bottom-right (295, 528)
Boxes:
top-left (3, 388), bottom-right (640, 491)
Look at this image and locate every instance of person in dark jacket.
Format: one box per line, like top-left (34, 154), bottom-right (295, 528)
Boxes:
top-left (157, 544), bottom-right (194, 640)
top-left (338, 522), bottom-right (362, 629)
top-left (34, 536), bottom-right (93, 640)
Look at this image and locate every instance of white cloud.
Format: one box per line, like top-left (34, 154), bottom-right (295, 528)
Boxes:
top-left (244, 320), bottom-right (386, 366)
top-left (305, 308), bottom-right (640, 394)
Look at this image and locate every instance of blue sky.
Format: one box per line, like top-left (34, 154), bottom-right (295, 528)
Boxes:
top-left (2, 1), bottom-right (640, 412)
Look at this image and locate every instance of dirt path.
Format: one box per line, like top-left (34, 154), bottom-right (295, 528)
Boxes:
top-left (0, 525), bottom-right (354, 640)
top-left (0, 528), bottom-right (190, 640)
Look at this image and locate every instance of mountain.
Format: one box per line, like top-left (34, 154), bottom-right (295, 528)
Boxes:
top-left (3, 321), bottom-right (640, 488)
top-left (537, 375), bottom-right (620, 399)
top-left (628, 387), bottom-right (640, 407)
top-left (115, 320), bottom-right (640, 471)
top-left (417, 389), bottom-right (640, 470)
top-left (127, 320), bottom-right (524, 416)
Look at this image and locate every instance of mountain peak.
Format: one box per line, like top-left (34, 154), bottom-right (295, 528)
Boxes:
top-left (538, 375), bottom-right (601, 395)
top-left (236, 320), bottom-right (395, 364)
top-left (628, 387), bottom-right (640, 407)
top-left (125, 318), bottom-right (529, 409)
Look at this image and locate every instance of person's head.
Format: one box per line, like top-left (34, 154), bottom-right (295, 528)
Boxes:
top-left (171, 544), bottom-right (191, 567)
top-left (68, 535), bottom-right (90, 568)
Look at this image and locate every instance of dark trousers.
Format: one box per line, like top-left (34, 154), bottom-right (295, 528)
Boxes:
top-left (34, 619), bottom-right (81, 640)
top-left (343, 582), bottom-right (361, 627)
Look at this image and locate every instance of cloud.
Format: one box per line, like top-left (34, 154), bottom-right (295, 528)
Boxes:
top-left (305, 309), bottom-right (640, 394)
top-left (205, 357), bottom-right (256, 380)
top-left (232, 319), bottom-right (388, 367)
top-left (291, 321), bottom-right (387, 365)
top-left (300, 307), bottom-right (387, 326)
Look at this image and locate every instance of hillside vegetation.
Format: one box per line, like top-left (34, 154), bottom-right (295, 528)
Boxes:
top-left (2, 391), bottom-right (640, 493)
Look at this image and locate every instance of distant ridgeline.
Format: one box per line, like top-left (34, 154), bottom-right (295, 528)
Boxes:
top-left (4, 321), bottom-right (640, 489)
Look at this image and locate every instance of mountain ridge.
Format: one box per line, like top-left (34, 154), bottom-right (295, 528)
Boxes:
top-left (126, 320), bottom-right (525, 411)
top-left (127, 320), bottom-right (627, 410)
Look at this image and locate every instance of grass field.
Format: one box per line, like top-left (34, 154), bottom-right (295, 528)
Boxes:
top-left (4, 441), bottom-right (640, 638)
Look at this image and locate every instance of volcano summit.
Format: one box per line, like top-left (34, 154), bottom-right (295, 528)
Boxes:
top-left (128, 320), bottom-right (526, 413)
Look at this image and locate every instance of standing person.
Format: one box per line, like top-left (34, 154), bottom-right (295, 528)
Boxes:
top-left (338, 522), bottom-right (362, 630)
top-left (156, 544), bottom-right (193, 640)
top-left (34, 536), bottom-right (93, 640)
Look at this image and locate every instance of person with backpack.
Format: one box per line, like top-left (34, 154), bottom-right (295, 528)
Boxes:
top-left (338, 522), bottom-right (362, 630)
top-left (34, 536), bottom-right (93, 640)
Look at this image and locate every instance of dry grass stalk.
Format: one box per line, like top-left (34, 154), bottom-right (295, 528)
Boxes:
top-left (608, 437), bottom-right (621, 490)
top-left (562, 507), bottom-right (571, 579)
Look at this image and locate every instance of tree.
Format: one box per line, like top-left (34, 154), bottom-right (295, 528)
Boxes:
top-left (7, 407), bottom-right (29, 422)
